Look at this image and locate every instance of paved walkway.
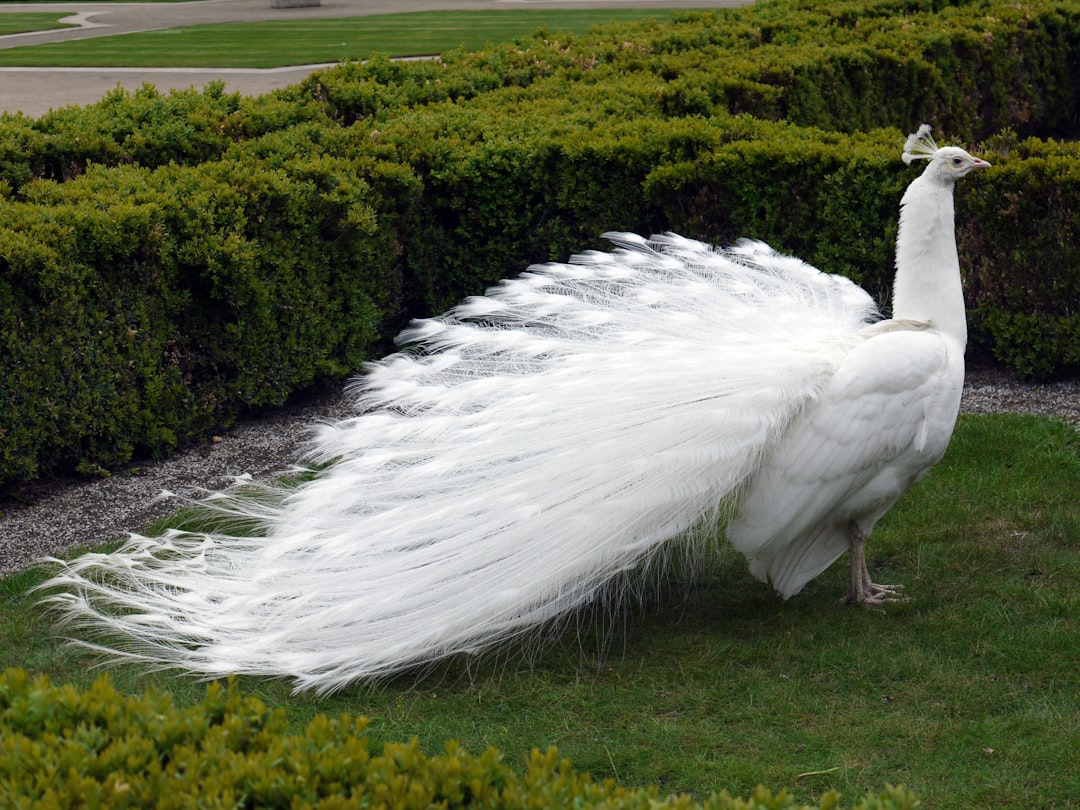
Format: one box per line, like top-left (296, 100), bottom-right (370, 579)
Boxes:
top-left (0, 0), bottom-right (750, 117)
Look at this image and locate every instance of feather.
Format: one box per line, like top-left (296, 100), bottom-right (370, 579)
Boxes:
top-left (901, 123), bottom-right (938, 165)
top-left (40, 127), bottom-right (989, 691)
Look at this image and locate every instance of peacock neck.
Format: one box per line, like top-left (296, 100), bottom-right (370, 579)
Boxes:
top-left (891, 175), bottom-right (968, 348)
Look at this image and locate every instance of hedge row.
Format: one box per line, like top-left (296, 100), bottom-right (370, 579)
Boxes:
top-left (4, 0), bottom-right (1078, 189)
top-left (1, 148), bottom-right (414, 482)
top-left (1, 0), bottom-right (1079, 486)
top-left (0, 669), bottom-right (921, 810)
top-left (3, 0), bottom-right (1076, 190)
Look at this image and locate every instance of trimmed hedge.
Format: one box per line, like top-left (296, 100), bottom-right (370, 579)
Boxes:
top-left (961, 131), bottom-right (1080, 379)
top-left (1, 149), bottom-right (413, 481)
top-left (1, 0), bottom-right (1079, 486)
top-left (0, 668), bottom-right (921, 810)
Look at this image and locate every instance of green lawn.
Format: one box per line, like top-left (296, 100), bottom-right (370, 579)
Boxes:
top-left (4, 413), bottom-right (1079, 808)
top-left (0, 9), bottom-right (687, 67)
top-left (0, 12), bottom-right (74, 36)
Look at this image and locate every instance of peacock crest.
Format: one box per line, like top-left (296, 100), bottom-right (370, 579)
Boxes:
top-left (901, 124), bottom-right (939, 165)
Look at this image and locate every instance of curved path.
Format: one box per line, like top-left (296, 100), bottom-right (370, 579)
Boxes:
top-left (0, 0), bottom-right (750, 117)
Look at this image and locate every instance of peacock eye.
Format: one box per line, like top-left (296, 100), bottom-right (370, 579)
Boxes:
top-left (951, 157), bottom-right (964, 166)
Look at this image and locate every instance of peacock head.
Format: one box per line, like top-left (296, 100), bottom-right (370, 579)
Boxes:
top-left (901, 124), bottom-right (991, 183)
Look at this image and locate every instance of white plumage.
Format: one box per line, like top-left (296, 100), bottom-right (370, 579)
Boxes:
top-left (41, 127), bottom-right (989, 692)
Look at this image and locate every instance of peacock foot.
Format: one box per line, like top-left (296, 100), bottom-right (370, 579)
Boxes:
top-left (838, 579), bottom-right (906, 607)
top-left (842, 522), bottom-right (907, 606)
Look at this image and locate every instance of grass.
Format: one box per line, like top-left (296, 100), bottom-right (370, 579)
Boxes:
top-left (0, 12), bottom-right (74, 36)
top-left (3, 413), bottom-right (1079, 807)
top-left (0, 9), bottom-right (686, 68)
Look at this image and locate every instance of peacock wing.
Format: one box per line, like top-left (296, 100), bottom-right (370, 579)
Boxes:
top-left (726, 322), bottom-right (964, 599)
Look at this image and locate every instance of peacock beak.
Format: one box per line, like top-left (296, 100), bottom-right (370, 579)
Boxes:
top-left (971, 157), bottom-right (992, 170)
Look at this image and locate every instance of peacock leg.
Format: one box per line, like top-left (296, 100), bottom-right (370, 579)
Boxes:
top-left (839, 521), bottom-right (905, 606)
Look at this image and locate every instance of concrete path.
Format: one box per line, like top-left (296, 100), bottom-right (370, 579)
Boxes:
top-left (0, 0), bottom-right (750, 117)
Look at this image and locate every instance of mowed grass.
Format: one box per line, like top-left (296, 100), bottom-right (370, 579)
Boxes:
top-left (0, 9), bottom-right (686, 68)
top-left (3, 413), bottom-right (1079, 807)
top-left (0, 12), bottom-right (75, 36)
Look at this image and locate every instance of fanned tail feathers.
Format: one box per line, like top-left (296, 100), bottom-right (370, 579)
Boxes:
top-left (42, 234), bottom-right (878, 692)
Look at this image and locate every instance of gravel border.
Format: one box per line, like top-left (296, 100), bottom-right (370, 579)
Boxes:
top-left (1, 363), bottom-right (1076, 576)
top-left (0, 383), bottom-right (353, 575)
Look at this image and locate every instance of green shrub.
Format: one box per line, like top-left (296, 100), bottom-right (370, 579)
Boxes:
top-left (0, 668), bottom-right (920, 810)
top-left (959, 132), bottom-right (1080, 379)
top-left (0, 82), bottom-right (333, 190)
top-left (1, 152), bottom-right (409, 482)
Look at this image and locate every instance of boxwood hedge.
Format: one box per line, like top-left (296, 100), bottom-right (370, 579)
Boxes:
top-left (0, 668), bottom-right (921, 810)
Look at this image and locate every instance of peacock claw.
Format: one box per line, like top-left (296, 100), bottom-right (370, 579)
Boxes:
top-left (839, 581), bottom-right (906, 607)
top-left (842, 524), bottom-right (907, 606)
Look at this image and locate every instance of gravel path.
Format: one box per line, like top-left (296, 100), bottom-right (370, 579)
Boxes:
top-left (1, 364), bottom-right (1076, 575)
top-left (0, 382), bottom-right (353, 575)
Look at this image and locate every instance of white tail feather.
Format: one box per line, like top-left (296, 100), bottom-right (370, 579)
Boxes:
top-left (41, 234), bottom-right (879, 692)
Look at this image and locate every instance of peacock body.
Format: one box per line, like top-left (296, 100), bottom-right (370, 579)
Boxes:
top-left (42, 126), bottom-right (989, 692)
